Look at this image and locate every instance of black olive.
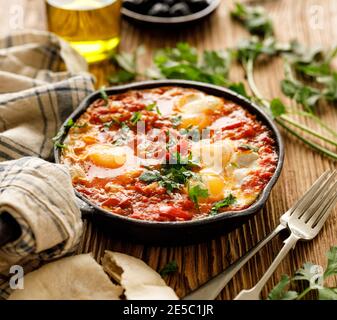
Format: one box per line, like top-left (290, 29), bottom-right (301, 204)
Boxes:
top-left (123, 0), bottom-right (158, 14)
top-left (123, 0), bottom-right (143, 12)
top-left (169, 2), bottom-right (191, 16)
top-left (187, 0), bottom-right (209, 13)
top-left (148, 3), bottom-right (171, 17)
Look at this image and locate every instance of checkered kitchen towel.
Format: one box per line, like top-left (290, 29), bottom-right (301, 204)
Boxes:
top-left (0, 30), bottom-right (95, 298)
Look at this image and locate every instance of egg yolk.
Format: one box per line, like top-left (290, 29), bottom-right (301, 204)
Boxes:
top-left (87, 145), bottom-right (127, 169)
top-left (179, 113), bottom-right (212, 130)
top-left (199, 169), bottom-right (225, 201)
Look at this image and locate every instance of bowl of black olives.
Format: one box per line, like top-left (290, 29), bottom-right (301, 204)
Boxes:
top-left (121, 0), bottom-right (221, 26)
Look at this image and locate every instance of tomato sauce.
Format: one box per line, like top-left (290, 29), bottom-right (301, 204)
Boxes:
top-left (61, 87), bottom-right (278, 222)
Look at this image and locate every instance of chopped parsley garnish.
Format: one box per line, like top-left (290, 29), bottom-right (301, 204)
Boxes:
top-left (156, 105), bottom-right (162, 116)
top-left (231, 2), bottom-right (274, 38)
top-left (99, 86), bottom-right (109, 105)
top-left (210, 194), bottom-right (236, 215)
top-left (188, 183), bottom-right (209, 211)
top-left (103, 117), bottom-right (121, 130)
top-left (54, 142), bottom-right (67, 149)
top-left (130, 111), bottom-right (142, 125)
top-left (53, 118), bottom-right (85, 148)
top-left (159, 261), bottom-right (178, 277)
top-left (139, 152), bottom-right (199, 194)
top-left (239, 144), bottom-right (259, 152)
top-left (145, 102), bottom-right (156, 111)
top-left (138, 170), bottom-right (162, 183)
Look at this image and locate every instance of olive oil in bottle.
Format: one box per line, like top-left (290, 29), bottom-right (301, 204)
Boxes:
top-left (46, 0), bottom-right (121, 63)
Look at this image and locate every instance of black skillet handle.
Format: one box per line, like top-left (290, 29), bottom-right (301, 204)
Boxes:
top-left (75, 197), bottom-right (95, 218)
top-left (0, 213), bottom-right (21, 247)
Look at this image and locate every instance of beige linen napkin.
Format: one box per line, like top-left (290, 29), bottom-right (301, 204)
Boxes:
top-left (0, 157), bottom-right (83, 298)
top-left (0, 30), bottom-right (95, 299)
top-left (0, 30), bottom-right (94, 160)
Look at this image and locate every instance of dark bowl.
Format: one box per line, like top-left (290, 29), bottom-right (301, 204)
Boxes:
top-left (54, 80), bottom-right (284, 245)
top-left (121, 0), bottom-right (221, 27)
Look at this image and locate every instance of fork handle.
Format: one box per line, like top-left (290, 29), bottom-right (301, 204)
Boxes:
top-left (183, 223), bottom-right (287, 300)
top-left (234, 233), bottom-right (300, 300)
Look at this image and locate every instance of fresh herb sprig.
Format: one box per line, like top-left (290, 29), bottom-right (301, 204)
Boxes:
top-left (159, 261), bottom-right (179, 277)
top-left (188, 183), bottom-right (209, 211)
top-left (231, 2), bottom-right (337, 160)
top-left (53, 118), bottom-right (86, 149)
top-left (268, 246), bottom-right (337, 300)
top-left (210, 194), bottom-right (236, 215)
top-left (109, 42), bottom-right (247, 96)
top-left (231, 2), bottom-right (274, 38)
top-left (108, 46), bottom-right (145, 84)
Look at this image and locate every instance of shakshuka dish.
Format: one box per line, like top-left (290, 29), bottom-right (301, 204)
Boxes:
top-left (60, 86), bottom-right (278, 222)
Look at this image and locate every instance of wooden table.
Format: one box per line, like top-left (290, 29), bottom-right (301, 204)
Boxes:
top-left (1, 0), bottom-right (336, 299)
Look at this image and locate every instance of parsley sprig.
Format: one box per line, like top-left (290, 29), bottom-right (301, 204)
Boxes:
top-left (210, 194), bottom-right (236, 215)
top-left (159, 260), bottom-right (179, 277)
top-left (231, 2), bottom-right (337, 160)
top-left (188, 183), bottom-right (209, 211)
top-left (53, 118), bottom-right (87, 149)
top-left (268, 246), bottom-right (337, 300)
top-left (139, 153), bottom-right (199, 194)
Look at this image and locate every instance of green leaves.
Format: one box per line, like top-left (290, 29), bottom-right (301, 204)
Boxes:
top-left (281, 78), bottom-right (321, 112)
top-left (318, 72), bottom-right (337, 102)
top-left (99, 86), bottom-right (109, 104)
top-left (318, 288), bottom-right (337, 300)
top-left (159, 261), bottom-right (178, 277)
top-left (130, 111), bottom-right (142, 125)
top-left (139, 170), bottom-right (161, 183)
top-left (231, 2), bottom-right (274, 38)
top-left (268, 275), bottom-right (298, 300)
top-left (109, 42), bottom-right (236, 87)
top-left (285, 41), bottom-right (337, 78)
top-left (235, 37), bottom-right (278, 64)
top-left (52, 118), bottom-right (76, 148)
top-left (324, 246), bottom-right (337, 278)
top-left (188, 184), bottom-right (209, 209)
top-left (281, 42), bottom-right (337, 111)
top-left (145, 102), bottom-right (156, 111)
top-left (152, 43), bottom-right (233, 86)
top-left (140, 153), bottom-right (198, 194)
top-left (269, 246), bottom-right (337, 300)
top-left (109, 46), bottom-right (144, 84)
top-left (210, 194), bottom-right (236, 215)
top-left (238, 144), bottom-right (259, 152)
top-left (270, 98), bottom-right (287, 118)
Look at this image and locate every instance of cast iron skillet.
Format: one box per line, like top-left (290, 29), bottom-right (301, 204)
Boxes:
top-left (121, 0), bottom-right (221, 27)
top-left (53, 80), bottom-right (284, 245)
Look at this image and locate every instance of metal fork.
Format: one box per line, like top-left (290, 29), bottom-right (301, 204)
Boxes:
top-left (183, 170), bottom-right (333, 300)
top-left (235, 170), bottom-right (337, 300)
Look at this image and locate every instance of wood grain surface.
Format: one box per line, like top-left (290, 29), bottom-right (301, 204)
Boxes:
top-left (1, 0), bottom-right (336, 299)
